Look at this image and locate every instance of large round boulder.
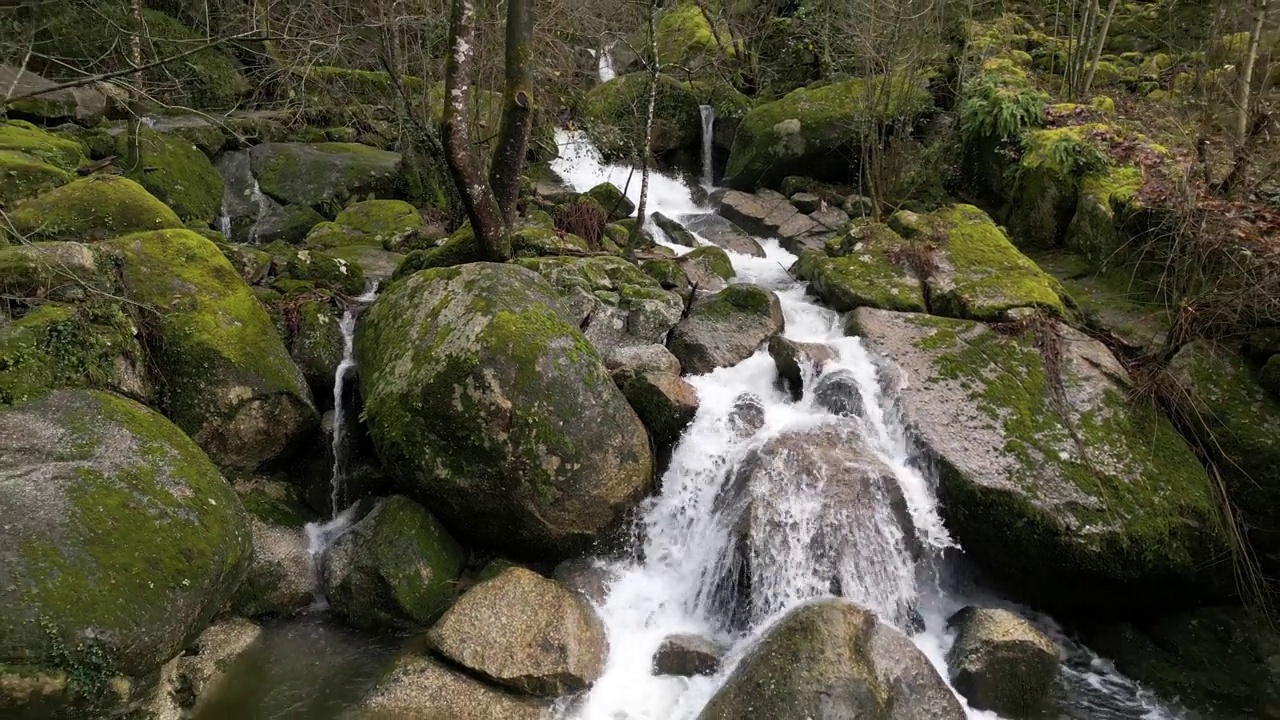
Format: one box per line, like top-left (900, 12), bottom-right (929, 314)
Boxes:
top-left (356, 262), bottom-right (653, 558)
top-left (852, 308), bottom-right (1230, 614)
top-left (116, 126), bottom-right (224, 225)
top-left (668, 283), bottom-right (784, 375)
top-left (0, 390), bottom-right (252, 719)
top-left (697, 599), bottom-right (965, 719)
top-left (581, 73), bottom-right (700, 160)
top-left (427, 566), bottom-right (608, 697)
top-left (322, 496), bottom-right (464, 631)
top-left (946, 607), bottom-right (1060, 717)
top-left (102, 229), bottom-right (319, 471)
top-left (5, 175), bottom-right (182, 242)
top-left (249, 141), bottom-right (404, 211)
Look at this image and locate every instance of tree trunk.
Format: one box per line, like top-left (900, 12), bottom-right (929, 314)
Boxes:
top-left (442, 0), bottom-right (510, 261)
top-left (125, 0), bottom-right (145, 175)
top-left (629, 0), bottom-right (660, 256)
top-left (1071, 0), bottom-right (1099, 97)
top-left (1081, 0), bottom-right (1120, 96)
top-left (488, 0), bottom-right (535, 227)
top-left (1236, 0), bottom-right (1270, 147)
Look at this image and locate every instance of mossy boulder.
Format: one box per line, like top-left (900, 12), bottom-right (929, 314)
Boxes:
top-left (946, 607), bottom-right (1060, 717)
top-left (1004, 124), bottom-right (1111, 248)
top-left (0, 150), bottom-right (73, 205)
top-left (792, 221), bottom-right (927, 313)
top-left (0, 302), bottom-right (152, 407)
top-left (215, 149), bottom-right (325, 245)
top-left (653, 2), bottom-right (735, 74)
top-left (668, 284), bottom-right (784, 375)
top-left (0, 66), bottom-right (108, 125)
top-left (0, 120), bottom-right (86, 172)
top-left (581, 73), bottom-right (701, 160)
top-left (285, 300), bottom-right (345, 399)
top-left (355, 263), bottom-right (654, 558)
top-left (515, 255), bottom-right (685, 353)
top-left (116, 127), bottom-right (224, 225)
top-left (725, 76), bottom-right (934, 190)
top-left (249, 142), bottom-right (404, 216)
top-left (1167, 341), bottom-right (1280, 566)
top-left (0, 390), bottom-right (251, 719)
top-left (0, 241), bottom-right (111, 305)
top-left (217, 242), bottom-right (272, 285)
top-left (677, 245), bottom-right (735, 293)
top-left (392, 225), bottom-right (589, 279)
top-left (1064, 164), bottom-right (1144, 268)
top-left (584, 182), bottom-right (635, 222)
top-left (102, 229), bottom-right (318, 471)
top-left (853, 308), bottom-right (1229, 615)
top-left (698, 599), bottom-right (964, 719)
top-left (620, 372), bottom-right (700, 447)
top-left (305, 199), bottom-right (423, 250)
top-left (325, 244), bottom-right (404, 284)
top-left (6, 176), bottom-right (182, 242)
top-left (322, 495), bottom-right (465, 631)
top-left (277, 249), bottom-right (366, 296)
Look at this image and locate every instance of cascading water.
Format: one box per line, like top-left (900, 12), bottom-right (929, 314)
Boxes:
top-left (698, 105), bottom-right (716, 188)
top-left (550, 130), bottom-right (1185, 720)
top-left (598, 46), bottom-right (617, 83)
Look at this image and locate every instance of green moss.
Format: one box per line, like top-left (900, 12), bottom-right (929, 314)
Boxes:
top-left (1065, 165), bottom-right (1144, 267)
top-left (233, 478), bottom-right (314, 528)
top-left (584, 183), bottom-right (635, 223)
top-left (252, 142), bottom-right (404, 215)
top-left (641, 258), bottom-right (691, 295)
top-left (0, 150), bottom-right (72, 206)
top-left (655, 3), bottom-right (735, 70)
top-left (1005, 124), bottom-right (1113, 248)
top-left (333, 200), bottom-right (423, 241)
top-left (705, 283), bottom-right (776, 318)
top-left (287, 300), bottom-right (344, 393)
top-left (581, 73), bottom-right (701, 160)
top-left (725, 75), bottom-right (934, 189)
top-left (0, 241), bottom-right (108, 304)
top-left (684, 78), bottom-right (753, 120)
top-left (0, 121), bottom-right (87, 172)
top-left (793, 222), bottom-right (927, 314)
top-left (6, 176), bottom-right (182, 242)
top-left (115, 127), bottom-right (224, 224)
top-left (279, 249), bottom-right (366, 295)
top-left (682, 246), bottom-right (734, 280)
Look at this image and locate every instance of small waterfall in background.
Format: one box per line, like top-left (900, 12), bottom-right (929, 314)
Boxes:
top-left (598, 46), bottom-right (616, 83)
top-left (699, 105), bottom-right (716, 188)
top-left (303, 283), bottom-right (380, 609)
top-left (549, 130), bottom-right (1185, 720)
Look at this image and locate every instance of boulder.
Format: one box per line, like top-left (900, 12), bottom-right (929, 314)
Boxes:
top-left (768, 336), bottom-right (836, 399)
top-left (677, 246), bottom-right (735, 294)
top-left (102, 229), bottom-right (318, 470)
top-left (116, 126), bottom-right (224, 224)
top-left (793, 221), bottom-right (928, 313)
top-left (305, 199), bottom-right (423, 250)
top-left (166, 618), bottom-right (262, 712)
top-left (791, 192), bottom-right (823, 213)
top-left (0, 241), bottom-right (110, 305)
top-left (0, 120), bottom-right (87, 172)
top-left (249, 142), bottom-right (404, 211)
top-left (654, 3), bottom-right (734, 72)
top-left (428, 567), bottom-right (608, 696)
top-left (604, 343), bottom-right (684, 383)
top-left (0, 65), bottom-right (107, 124)
top-left (585, 182), bottom-right (635, 221)
top-left (6, 175), bottom-right (182, 242)
top-left (325, 244), bottom-right (404, 283)
top-left (640, 257), bottom-right (694, 299)
top-left (0, 390), bottom-right (251, 719)
top-left (229, 477), bottom-right (315, 619)
top-left (697, 599), bottom-right (964, 719)
top-left (581, 73), bottom-right (700, 159)
top-left (853, 308), bottom-right (1229, 614)
top-left (553, 557), bottom-right (619, 604)
top-left (277, 249), bottom-right (366, 296)
top-left (812, 370), bottom-right (865, 418)
top-left (323, 495), bottom-right (465, 631)
top-left (716, 188), bottom-right (798, 238)
top-left (218, 243), bottom-right (273, 285)
top-left (393, 224), bottom-right (590, 278)
top-left (668, 284), bottom-right (784, 375)
top-left (682, 212), bottom-right (766, 257)
top-left (515, 255), bottom-right (684, 353)
top-left (728, 392), bottom-right (766, 437)
top-left (621, 371), bottom-right (700, 446)
top-left (356, 263), bottom-right (653, 558)
top-left (652, 634), bottom-right (724, 677)
top-left (1167, 341), bottom-right (1280, 565)
top-left (353, 654), bottom-right (550, 720)
top-left (1064, 164), bottom-right (1144, 269)
top-left (946, 607), bottom-right (1060, 717)
top-left (0, 148), bottom-right (73, 205)
top-left (285, 300), bottom-right (345, 399)
top-left (653, 211), bottom-right (698, 247)
top-left (724, 76), bottom-right (933, 190)
top-left (215, 150), bottom-right (325, 244)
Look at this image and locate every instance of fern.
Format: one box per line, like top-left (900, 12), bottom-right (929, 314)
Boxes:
top-left (959, 73), bottom-right (1049, 143)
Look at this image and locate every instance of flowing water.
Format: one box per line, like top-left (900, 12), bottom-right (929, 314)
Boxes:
top-left (698, 105), bottom-right (716, 188)
top-left (598, 46), bottom-right (617, 83)
top-left (549, 130), bottom-right (1184, 720)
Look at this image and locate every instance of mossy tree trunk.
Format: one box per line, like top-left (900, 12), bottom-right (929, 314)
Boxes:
top-left (488, 0), bottom-right (535, 227)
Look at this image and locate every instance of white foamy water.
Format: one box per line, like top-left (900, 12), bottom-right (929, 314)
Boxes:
top-left (598, 47), bottom-right (617, 83)
top-left (699, 105), bottom-right (716, 188)
top-left (548, 129), bottom-right (1183, 720)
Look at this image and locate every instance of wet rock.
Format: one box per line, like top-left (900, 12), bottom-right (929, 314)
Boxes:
top-left (677, 246), bottom-right (735, 294)
top-left (232, 518), bottom-right (313, 619)
top-left (553, 557), bottom-right (619, 604)
top-left (812, 369), bottom-right (865, 418)
top-left (357, 263), bottom-right (654, 559)
top-left (716, 188), bottom-right (798, 238)
top-left (697, 599), bottom-right (964, 719)
top-left (668, 284), bottom-right (784, 375)
top-left (947, 607), bottom-right (1060, 718)
top-left (653, 211), bottom-right (698, 247)
top-left (604, 343), bottom-right (683, 383)
top-left (323, 496), bottom-right (465, 631)
top-left (428, 567), bottom-right (608, 697)
top-left (354, 653), bottom-right (550, 720)
top-left (790, 192), bottom-right (823, 213)
top-left (682, 213), bottom-right (767, 257)
top-left (622, 372), bottom-right (700, 447)
top-left (585, 182), bottom-right (636, 221)
top-left (792, 220), bottom-right (927, 313)
top-left (767, 336), bottom-right (836, 399)
top-left (169, 618), bottom-right (263, 712)
top-left (653, 634), bottom-right (725, 677)
top-left (249, 142), bottom-right (403, 211)
top-left (727, 393), bottom-right (766, 437)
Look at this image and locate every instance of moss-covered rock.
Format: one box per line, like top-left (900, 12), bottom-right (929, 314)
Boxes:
top-left (285, 300), bottom-right (345, 399)
top-left (946, 607), bottom-right (1060, 717)
top-left (0, 150), bottom-right (73, 205)
top-left (116, 127), bottom-right (224, 225)
top-left (1005, 124), bottom-right (1112, 248)
top-left (640, 257), bottom-right (693, 299)
top-left (792, 221), bottom-right (927, 313)
top-left (584, 183), bottom-right (635, 222)
top-left (0, 241), bottom-right (111, 305)
top-left (0, 389), bottom-right (251, 719)
top-left (1064, 164), bottom-right (1144, 268)
top-left (668, 284), bottom-right (784, 375)
top-left (698, 599), bottom-right (964, 719)
top-left (102, 229), bottom-right (317, 471)
top-left (0, 120), bottom-right (86, 172)
top-left (581, 73), bottom-right (701, 160)
top-left (621, 372), bottom-right (699, 447)
top-left (355, 263), bottom-right (653, 558)
top-left (325, 244), bottom-right (404, 284)
top-left (725, 76), bottom-right (934, 190)
top-left (322, 495), bottom-right (464, 631)
top-left (854, 308), bottom-right (1229, 615)
top-left (321, 199), bottom-right (423, 246)
top-left (277, 249), bottom-right (366, 296)
top-left (677, 245), bottom-right (735, 293)
top-left (654, 3), bottom-right (735, 74)
top-left (392, 225), bottom-right (589, 280)
top-left (249, 142), bottom-right (404, 217)
top-left (6, 176), bottom-right (182, 242)
top-left (0, 66), bottom-right (108, 125)
top-left (217, 242), bottom-right (272, 285)
top-left (1167, 341), bottom-right (1280, 566)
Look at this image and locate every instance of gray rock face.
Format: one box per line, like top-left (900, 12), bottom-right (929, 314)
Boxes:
top-left (727, 393), bottom-right (766, 437)
top-left (697, 599), bottom-right (964, 720)
top-left (621, 372), bottom-right (700, 446)
top-left (677, 246), bottom-right (735, 295)
top-left (853, 307), bottom-right (1228, 614)
top-left (232, 518), bottom-right (312, 618)
top-left (716, 188), bottom-right (798, 238)
top-left (354, 654), bottom-right (550, 720)
top-left (791, 192), bottom-right (823, 213)
top-left (356, 263), bottom-right (654, 558)
top-left (216, 150), bottom-right (326, 244)
top-left (170, 618), bottom-right (263, 712)
top-left (1, 65), bottom-right (108, 123)
top-left (553, 557), bottom-right (619, 604)
top-left (323, 496), bottom-right (464, 631)
top-left (0, 390), bottom-right (252, 719)
top-left (668, 284), bottom-right (784, 375)
top-left (768, 336), bottom-right (837, 399)
top-left (947, 607), bottom-right (1060, 718)
top-left (812, 369), bottom-right (866, 418)
top-left (653, 634), bottom-right (725, 677)
top-left (604, 343), bottom-right (683, 383)
top-left (249, 142), bottom-right (403, 209)
top-left (653, 211), bottom-right (698, 247)
top-left (428, 567), bottom-right (608, 697)
top-left (682, 213), bottom-right (767, 257)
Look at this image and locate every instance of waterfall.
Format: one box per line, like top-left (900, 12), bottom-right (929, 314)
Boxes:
top-left (246, 177), bottom-right (268, 244)
top-left (598, 46), bottom-right (617, 83)
top-left (549, 129), bottom-right (1185, 720)
top-left (699, 105), bottom-right (716, 187)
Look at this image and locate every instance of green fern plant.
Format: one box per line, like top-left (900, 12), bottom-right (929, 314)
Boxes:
top-left (959, 73), bottom-right (1049, 143)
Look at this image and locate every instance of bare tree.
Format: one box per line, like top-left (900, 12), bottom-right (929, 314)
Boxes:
top-left (629, 0), bottom-right (660, 255)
